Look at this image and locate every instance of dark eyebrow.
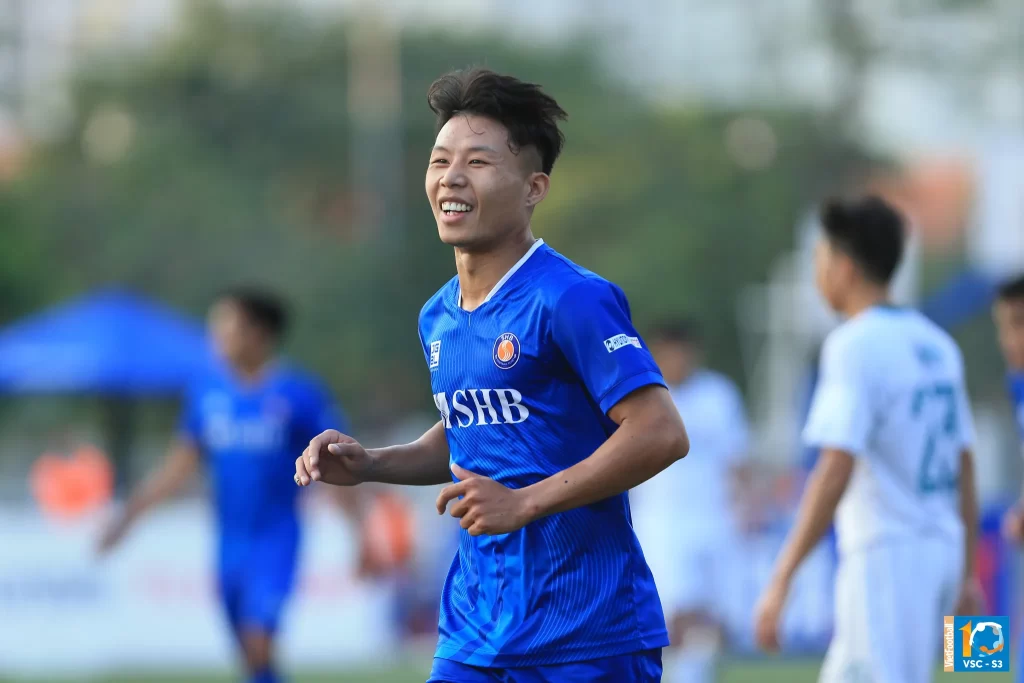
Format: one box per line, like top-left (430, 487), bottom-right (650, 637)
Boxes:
top-left (430, 145), bottom-right (500, 155)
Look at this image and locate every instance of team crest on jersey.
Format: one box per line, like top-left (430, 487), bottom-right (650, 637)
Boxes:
top-left (492, 332), bottom-right (521, 370)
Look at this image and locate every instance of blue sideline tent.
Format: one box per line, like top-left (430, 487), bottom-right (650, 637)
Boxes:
top-left (0, 288), bottom-right (209, 394)
top-left (919, 268), bottom-right (1001, 331)
top-left (0, 289), bottom-right (210, 487)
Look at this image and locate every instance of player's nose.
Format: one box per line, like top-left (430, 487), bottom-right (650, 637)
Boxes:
top-left (439, 165), bottom-right (467, 188)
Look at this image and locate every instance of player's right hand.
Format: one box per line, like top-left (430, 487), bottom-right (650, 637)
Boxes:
top-left (753, 578), bottom-right (789, 653)
top-left (1001, 505), bottom-right (1024, 544)
top-left (296, 430), bottom-right (373, 487)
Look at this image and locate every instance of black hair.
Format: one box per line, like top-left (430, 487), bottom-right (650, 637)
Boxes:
top-left (427, 68), bottom-right (567, 175)
top-left (997, 274), bottom-right (1024, 303)
top-left (648, 319), bottom-right (702, 347)
top-left (217, 287), bottom-right (288, 340)
top-left (820, 195), bottom-right (905, 285)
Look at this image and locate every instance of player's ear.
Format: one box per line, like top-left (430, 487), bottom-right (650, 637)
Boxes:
top-left (525, 172), bottom-right (550, 208)
top-left (840, 251), bottom-right (861, 285)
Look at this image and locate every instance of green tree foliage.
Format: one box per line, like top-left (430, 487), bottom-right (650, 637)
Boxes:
top-left (0, 2), bottom-right (874, 427)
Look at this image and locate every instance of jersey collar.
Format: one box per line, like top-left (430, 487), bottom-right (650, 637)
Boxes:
top-left (457, 238), bottom-right (545, 309)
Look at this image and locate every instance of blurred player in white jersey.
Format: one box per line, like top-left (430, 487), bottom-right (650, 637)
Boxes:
top-left (631, 321), bottom-right (749, 683)
top-left (754, 196), bottom-right (983, 682)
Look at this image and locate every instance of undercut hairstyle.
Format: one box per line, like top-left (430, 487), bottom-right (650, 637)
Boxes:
top-left (820, 195), bottom-right (905, 285)
top-left (218, 287), bottom-right (289, 340)
top-left (427, 68), bottom-right (568, 175)
top-left (997, 274), bottom-right (1024, 303)
top-left (648, 319), bottom-right (702, 348)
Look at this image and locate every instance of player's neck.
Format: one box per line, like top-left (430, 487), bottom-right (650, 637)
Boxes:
top-left (455, 230), bottom-right (537, 311)
top-left (840, 284), bottom-right (891, 319)
top-left (232, 356), bottom-right (274, 385)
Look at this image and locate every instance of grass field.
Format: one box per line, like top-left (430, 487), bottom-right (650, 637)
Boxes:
top-left (1, 660), bottom-right (1011, 682)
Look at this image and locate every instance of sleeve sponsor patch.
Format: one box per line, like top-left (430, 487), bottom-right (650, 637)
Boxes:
top-left (603, 334), bottom-right (642, 353)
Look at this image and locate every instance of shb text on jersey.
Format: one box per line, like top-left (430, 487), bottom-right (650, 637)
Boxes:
top-left (433, 389), bottom-right (530, 428)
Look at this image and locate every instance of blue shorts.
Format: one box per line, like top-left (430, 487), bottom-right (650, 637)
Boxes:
top-left (427, 649), bottom-right (662, 682)
top-left (217, 534), bottom-right (299, 637)
top-left (218, 568), bottom-right (295, 636)
top-left (220, 552), bottom-right (299, 638)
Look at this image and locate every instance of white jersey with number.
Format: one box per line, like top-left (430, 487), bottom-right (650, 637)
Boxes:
top-left (804, 306), bottom-right (975, 557)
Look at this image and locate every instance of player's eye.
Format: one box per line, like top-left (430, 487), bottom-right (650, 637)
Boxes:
top-left (469, 159), bottom-right (486, 166)
top-left (430, 158), bottom-right (448, 166)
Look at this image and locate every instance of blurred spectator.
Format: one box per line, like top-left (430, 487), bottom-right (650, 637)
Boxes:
top-left (631, 320), bottom-right (751, 683)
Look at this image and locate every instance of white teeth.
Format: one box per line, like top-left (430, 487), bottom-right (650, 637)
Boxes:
top-left (441, 202), bottom-right (472, 212)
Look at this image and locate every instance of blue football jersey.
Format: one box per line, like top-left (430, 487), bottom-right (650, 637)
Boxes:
top-left (1010, 372), bottom-right (1024, 442)
top-left (178, 361), bottom-right (347, 574)
top-left (418, 239), bottom-right (669, 667)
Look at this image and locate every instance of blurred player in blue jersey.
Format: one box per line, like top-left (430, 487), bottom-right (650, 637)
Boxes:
top-left (99, 288), bottom-right (350, 683)
top-left (994, 275), bottom-right (1024, 682)
top-left (295, 68), bottom-right (689, 682)
top-left (995, 275), bottom-right (1024, 486)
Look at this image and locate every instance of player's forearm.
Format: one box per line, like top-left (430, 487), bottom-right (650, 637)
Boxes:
top-left (121, 441), bottom-right (198, 522)
top-left (770, 450), bottom-right (852, 586)
top-left (522, 411), bottom-right (688, 520)
top-left (366, 421), bottom-right (451, 486)
top-left (959, 449), bottom-right (979, 579)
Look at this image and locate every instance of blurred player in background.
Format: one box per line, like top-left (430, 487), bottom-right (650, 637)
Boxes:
top-left (98, 288), bottom-right (352, 683)
top-left (754, 197), bottom-right (982, 682)
top-left (631, 320), bottom-right (749, 683)
top-left (994, 275), bottom-right (1024, 682)
top-left (295, 68), bottom-right (690, 682)
top-left (996, 275), bottom-right (1024, 497)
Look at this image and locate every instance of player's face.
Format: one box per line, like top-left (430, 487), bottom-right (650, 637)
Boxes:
top-left (994, 299), bottom-right (1024, 370)
top-left (814, 237), bottom-right (849, 312)
top-left (425, 114), bottom-right (549, 251)
top-left (208, 300), bottom-right (264, 368)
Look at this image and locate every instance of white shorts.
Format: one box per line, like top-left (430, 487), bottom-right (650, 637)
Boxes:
top-left (819, 538), bottom-right (962, 683)
top-left (637, 521), bottom-right (734, 618)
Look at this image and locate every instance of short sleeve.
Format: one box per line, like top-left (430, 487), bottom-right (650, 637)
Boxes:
top-left (300, 380), bottom-right (350, 438)
top-left (1011, 375), bottom-right (1024, 441)
top-left (1017, 402), bottom-right (1024, 443)
top-left (417, 321), bottom-right (429, 367)
top-left (955, 380), bottom-right (976, 450)
top-left (719, 381), bottom-right (750, 463)
top-left (802, 335), bottom-right (874, 455)
top-left (552, 278), bottom-right (666, 415)
top-left (176, 386), bottom-right (202, 445)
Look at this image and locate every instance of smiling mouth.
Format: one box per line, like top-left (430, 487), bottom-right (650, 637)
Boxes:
top-left (440, 201), bottom-right (474, 217)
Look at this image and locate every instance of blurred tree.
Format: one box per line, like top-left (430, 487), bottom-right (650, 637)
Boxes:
top-left (0, 1), bottom-right (875, 429)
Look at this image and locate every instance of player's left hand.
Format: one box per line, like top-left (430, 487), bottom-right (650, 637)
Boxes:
top-left (753, 578), bottom-right (789, 653)
top-left (435, 463), bottom-right (533, 536)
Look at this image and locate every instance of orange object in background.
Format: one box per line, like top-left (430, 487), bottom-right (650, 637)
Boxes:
top-left (29, 445), bottom-right (114, 520)
top-left (358, 491), bottom-right (414, 577)
top-left (863, 158), bottom-right (975, 251)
